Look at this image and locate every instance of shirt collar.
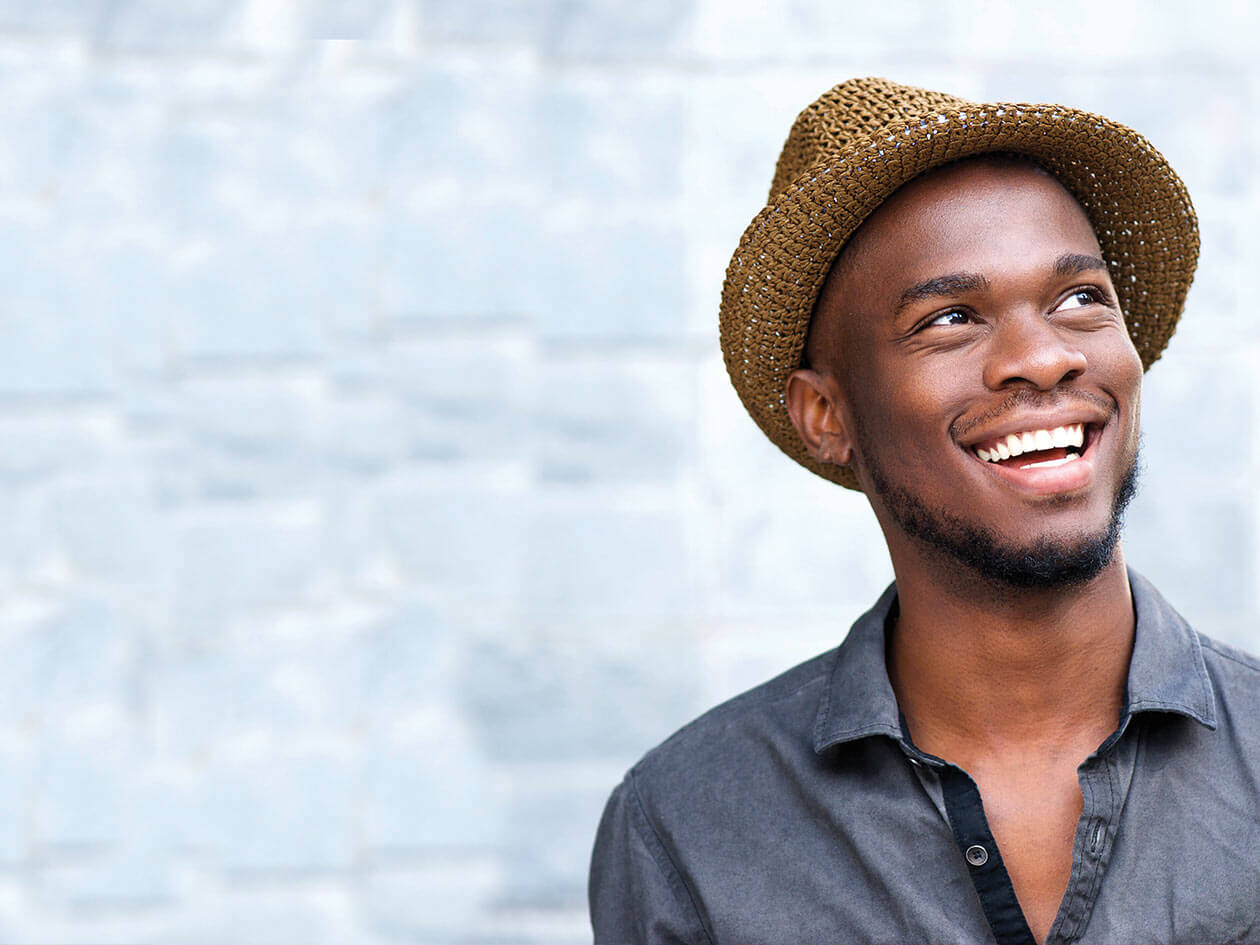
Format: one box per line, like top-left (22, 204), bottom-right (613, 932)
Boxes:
top-left (1124, 568), bottom-right (1216, 728)
top-left (812, 581), bottom-right (903, 753)
top-left (813, 567), bottom-right (1217, 755)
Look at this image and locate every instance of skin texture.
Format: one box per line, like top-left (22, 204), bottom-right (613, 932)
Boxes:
top-left (785, 158), bottom-right (1143, 943)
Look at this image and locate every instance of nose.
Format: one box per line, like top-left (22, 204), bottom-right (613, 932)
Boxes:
top-left (981, 309), bottom-right (1088, 391)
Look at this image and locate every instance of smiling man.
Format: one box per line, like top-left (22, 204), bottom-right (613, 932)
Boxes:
top-left (589, 79), bottom-right (1260, 944)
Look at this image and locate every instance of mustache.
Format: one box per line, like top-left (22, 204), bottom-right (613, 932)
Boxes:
top-left (951, 388), bottom-right (1116, 441)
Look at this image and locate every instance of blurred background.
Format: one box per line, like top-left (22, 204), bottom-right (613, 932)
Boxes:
top-left (0, 0), bottom-right (1255, 942)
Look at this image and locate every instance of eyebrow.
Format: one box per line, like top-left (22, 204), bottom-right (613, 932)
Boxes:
top-left (1055, 252), bottom-right (1109, 276)
top-left (894, 272), bottom-right (989, 314)
top-left (892, 253), bottom-right (1111, 314)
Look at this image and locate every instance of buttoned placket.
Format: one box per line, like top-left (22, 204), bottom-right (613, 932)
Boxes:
top-left (899, 718), bottom-right (1142, 945)
top-left (1046, 719), bottom-right (1140, 944)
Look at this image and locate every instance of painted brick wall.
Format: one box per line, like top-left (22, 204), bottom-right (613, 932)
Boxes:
top-left (0, 1), bottom-right (1254, 942)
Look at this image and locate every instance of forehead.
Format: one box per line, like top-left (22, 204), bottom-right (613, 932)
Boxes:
top-left (839, 158), bottom-right (1102, 296)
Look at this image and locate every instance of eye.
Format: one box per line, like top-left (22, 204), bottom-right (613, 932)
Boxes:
top-left (922, 309), bottom-right (972, 329)
top-left (1054, 287), bottom-right (1108, 311)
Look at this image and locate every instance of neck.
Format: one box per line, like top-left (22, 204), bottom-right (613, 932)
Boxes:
top-left (886, 547), bottom-right (1134, 765)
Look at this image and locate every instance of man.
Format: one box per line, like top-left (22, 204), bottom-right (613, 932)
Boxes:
top-left (588, 78), bottom-right (1260, 944)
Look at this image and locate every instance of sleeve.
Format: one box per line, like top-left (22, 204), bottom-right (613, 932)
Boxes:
top-left (588, 771), bottom-right (714, 945)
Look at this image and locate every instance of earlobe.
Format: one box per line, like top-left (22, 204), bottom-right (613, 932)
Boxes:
top-left (785, 369), bottom-right (854, 467)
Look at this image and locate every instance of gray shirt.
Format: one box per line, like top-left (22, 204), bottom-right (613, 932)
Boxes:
top-left (589, 570), bottom-right (1260, 944)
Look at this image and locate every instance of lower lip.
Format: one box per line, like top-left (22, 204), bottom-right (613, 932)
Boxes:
top-left (973, 434), bottom-right (1098, 496)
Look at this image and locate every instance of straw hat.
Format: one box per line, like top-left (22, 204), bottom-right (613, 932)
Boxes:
top-left (718, 77), bottom-right (1199, 490)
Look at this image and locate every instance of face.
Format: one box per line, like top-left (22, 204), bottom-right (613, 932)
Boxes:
top-left (787, 158), bottom-right (1144, 588)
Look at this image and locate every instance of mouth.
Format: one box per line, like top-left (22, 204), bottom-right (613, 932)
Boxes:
top-left (971, 422), bottom-right (1094, 471)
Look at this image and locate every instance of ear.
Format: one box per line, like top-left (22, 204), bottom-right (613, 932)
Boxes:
top-left (785, 368), bottom-right (854, 467)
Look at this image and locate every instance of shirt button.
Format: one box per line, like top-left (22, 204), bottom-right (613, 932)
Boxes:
top-left (965, 844), bottom-right (989, 867)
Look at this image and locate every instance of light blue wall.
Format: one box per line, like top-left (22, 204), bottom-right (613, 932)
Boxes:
top-left (0, 1), bottom-right (1253, 942)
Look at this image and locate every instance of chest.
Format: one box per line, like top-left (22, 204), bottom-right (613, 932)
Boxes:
top-left (676, 722), bottom-right (1260, 945)
top-left (971, 765), bottom-right (1085, 942)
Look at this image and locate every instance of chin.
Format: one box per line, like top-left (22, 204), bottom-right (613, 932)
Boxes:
top-left (869, 452), bottom-right (1140, 590)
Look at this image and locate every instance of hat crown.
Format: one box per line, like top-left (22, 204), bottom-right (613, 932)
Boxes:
top-left (770, 77), bottom-right (972, 198)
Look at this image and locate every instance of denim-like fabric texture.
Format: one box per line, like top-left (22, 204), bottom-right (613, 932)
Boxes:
top-left (589, 570), bottom-right (1260, 944)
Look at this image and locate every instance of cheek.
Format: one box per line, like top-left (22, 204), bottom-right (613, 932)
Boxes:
top-left (1086, 332), bottom-right (1144, 450)
top-left (846, 361), bottom-right (967, 463)
top-left (1099, 336), bottom-right (1144, 415)
top-left (1121, 364), bottom-right (1143, 444)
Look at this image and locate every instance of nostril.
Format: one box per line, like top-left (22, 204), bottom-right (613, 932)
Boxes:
top-left (983, 330), bottom-right (1089, 391)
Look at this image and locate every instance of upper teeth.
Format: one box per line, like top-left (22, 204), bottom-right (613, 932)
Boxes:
top-left (975, 424), bottom-right (1085, 463)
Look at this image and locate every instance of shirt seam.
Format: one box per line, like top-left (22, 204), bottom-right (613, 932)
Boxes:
top-left (627, 768), bottom-right (718, 945)
top-left (816, 722), bottom-right (902, 742)
top-left (1127, 697), bottom-right (1211, 719)
top-left (1199, 636), bottom-right (1260, 672)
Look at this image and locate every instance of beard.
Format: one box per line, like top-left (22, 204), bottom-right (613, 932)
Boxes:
top-left (863, 442), bottom-right (1140, 590)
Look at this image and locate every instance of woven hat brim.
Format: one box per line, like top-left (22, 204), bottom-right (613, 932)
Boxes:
top-left (719, 103), bottom-right (1200, 490)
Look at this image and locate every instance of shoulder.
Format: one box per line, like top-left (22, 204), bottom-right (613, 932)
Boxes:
top-left (1178, 630), bottom-right (1260, 765)
top-left (618, 583), bottom-right (900, 817)
top-left (590, 646), bottom-right (842, 933)
top-left (1196, 632), bottom-right (1260, 677)
top-left (1196, 631), bottom-right (1260, 716)
top-left (628, 646), bottom-right (839, 799)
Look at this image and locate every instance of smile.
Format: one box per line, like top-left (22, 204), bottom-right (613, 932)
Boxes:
top-left (973, 423), bottom-right (1088, 470)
